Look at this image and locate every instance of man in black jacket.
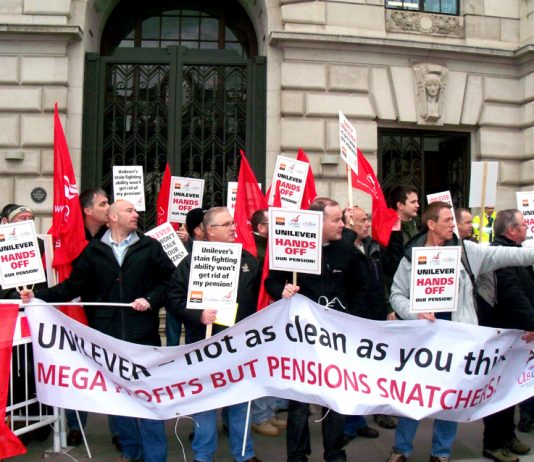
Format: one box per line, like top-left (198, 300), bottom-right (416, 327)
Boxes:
top-left (22, 199), bottom-right (175, 462)
top-left (479, 209), bottom-right (533, 462)
top-left (265, 197), bottom-right (368, 462)
top-left (166, 206), bottom-right (262, 462)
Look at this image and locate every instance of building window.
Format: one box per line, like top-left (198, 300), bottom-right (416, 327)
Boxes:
top-left (385, 0), bottom-right (459, 15)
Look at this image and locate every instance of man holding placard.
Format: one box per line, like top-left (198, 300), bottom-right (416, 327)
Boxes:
top-left (265, 197), bottom-right (368, 462)
top-left (386, 201), bottom-right (534, 462)
top-left (167, 206), bottom-right (262, 462)
top-left (21, 199), bottom-right (175, 462)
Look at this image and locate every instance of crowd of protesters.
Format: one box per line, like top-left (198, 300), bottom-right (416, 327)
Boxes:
top-left (4, 182), bottom-right (534, 462)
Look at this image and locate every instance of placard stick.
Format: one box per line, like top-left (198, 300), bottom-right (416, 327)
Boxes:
top-left (293, 272), bottom-right (297, 287)
top-left (346, 166), bottom-right (354, 226)
top-left (241, 401), bottom-right (252, 456)
top-left (478, 162), bottom-right (488, 244)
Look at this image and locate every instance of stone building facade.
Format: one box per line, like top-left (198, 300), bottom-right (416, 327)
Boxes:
top-left (0, 0), bottom-right (533, 231)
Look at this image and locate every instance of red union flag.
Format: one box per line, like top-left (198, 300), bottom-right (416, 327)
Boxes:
top-left (49, 104), bottom-right (88, 323)
top-left (350, 149), bottom-right (398, 247)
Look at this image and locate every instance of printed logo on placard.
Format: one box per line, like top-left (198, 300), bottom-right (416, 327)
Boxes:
top-left (289, 215), bottom-right (301, 228)
top-left (276, 216), bottom-right (285, 226)
top-left (175, 183), bottom-right (182, 189)
top-left (280, 163), bottom-right (286, 171)
top-left (518, 350), bottom-right (534, 388)
top-left (523, 199), bottom-right (529, 207)
top-left (418, 255), bottom-right (427, 265)
top-left (431, 252), bottom-right (441, 265)
top-left (190, 291), bottom-right (203, 303)
top-left (0, 233), bottom-right (4, 242)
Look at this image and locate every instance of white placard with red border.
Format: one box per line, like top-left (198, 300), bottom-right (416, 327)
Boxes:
top-left (268, 155), bottom-right (309, 209)
top-left (186, 241), bottom-right (242, 311)
top-left (167, 177), bottom-right (205, 224)
top-left (112, 166), bottom-right (145, 211)
top-left (145, 222), bottom-right (188, 267)
top-left (516, 191), bottom-right (534, 247)
top-left (268, 207), bottom-right (322, 275)
top-left (426, 191), bottom-right (460, 238)
top-left (0, 220), bottom-right (46, 289)
top-left (339, 111), bottom-right (358, 174)
top-left (227, 181), bottom-right (261, 217)
top-left (409, 246), bottom-right (461, 313)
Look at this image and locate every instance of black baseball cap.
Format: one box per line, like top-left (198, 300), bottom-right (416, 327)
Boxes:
top-left (185, 208), bottom-right (207, 237)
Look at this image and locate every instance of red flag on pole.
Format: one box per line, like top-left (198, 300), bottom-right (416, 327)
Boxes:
top-left (234, 150), bottom-right (267, 256)
top-left (156, 163), bottom-right (174, 227)
top-left (0, 304), bottom-right (27, 459)
top-left (49, 103), bottom-right (88, 323)
top-left (350, 149), bottom-right (398, 247)
top-left (296, 149), bottom-right (317, 210)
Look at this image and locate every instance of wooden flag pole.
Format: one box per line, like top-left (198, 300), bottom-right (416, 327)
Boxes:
top-left (347, 166), bottom-right (354, 226)
top-left (478, 161), bottom-right (488, 244)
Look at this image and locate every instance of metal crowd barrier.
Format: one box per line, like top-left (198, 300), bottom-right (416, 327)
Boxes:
top-left (5, 303), bottom-right (63, 453)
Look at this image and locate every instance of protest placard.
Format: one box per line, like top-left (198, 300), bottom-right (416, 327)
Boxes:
top-left (516, 191), bottom-right (534, 247)
top-left (268, 207), bottom-right (322, 275)
top-left (469, 161), bottom-right (498, 208)
top-left (112, 166), bottom-right (145, 211)
top-left (267, 155), bottom-right (309, 209)
top-left (145, 222), bottom-right (188, 267)
top-left (167, 176), bottom-right (204, 223)
top-left (410, 246), bottom-right (461, 313)
top-left (227, 182), bottom-right (238, 217)
top-left (227, 181), bottom-right (261, 217)
top-left (426, 190), bottom-right (459, 238)
top-left (0, 220), bottom-right (46, 289)
top-left (339, 111), bottom-right (358, 175)
top-left (186, 241), bottom-right (242, 313)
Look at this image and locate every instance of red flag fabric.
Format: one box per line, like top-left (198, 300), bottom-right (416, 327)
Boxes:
top-left (350, 149), bottom-right (398, 247)
top-left (296, 149), bottom-right (318, 210)
top-left (156, 163), bottom-right (171, 226)
top-left (234, 150), bottom-right (267, 256)
top-left (49, 103), bottom-right (88, 324)
top-left (0, 304), bottom-right (27, 458)
top-left (257, 180), bottom-right (282, 311)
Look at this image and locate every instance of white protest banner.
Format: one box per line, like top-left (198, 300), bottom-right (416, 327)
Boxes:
top-left (339, 111), bottom-right (358, 174)
top-left (227, 181), bottom-right (261, 217)
top-left (168, 177), bottom-right (204, 224)
top-left (267, 155), bottom-right (309, 209)
top-left (0, 221), bottom-right (45, 289)
top-left (186, 241), bottom-right (242, 312)
top-left (426, 190), bottom-right (460, 238)
top-left (410, 246), bottom-right (461, 313)
top-left (516, 191), bottom-right (534, 247)
top-left (268, 207), bottom-right (322, 275)
top-left (145, 222), bottom-right (188, 267)
top-left (112, 166), bottom-right (145, 211)
top-left (26, 295), bottom-right (534, 421)
top-left (469, 161), bottom-right (498, 208)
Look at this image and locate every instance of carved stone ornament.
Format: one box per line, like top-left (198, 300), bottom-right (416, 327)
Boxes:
top-left (386, 10), bottom-right (464, 38)
top-left (414, 64), bottom-right (448, 125)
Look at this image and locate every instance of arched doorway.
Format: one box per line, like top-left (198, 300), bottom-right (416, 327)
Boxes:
top-left (82, 0), bottom-right (266, 229)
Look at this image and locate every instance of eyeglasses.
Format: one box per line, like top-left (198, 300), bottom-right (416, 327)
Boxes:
top-left (210, 221), bottom-right (235, 228)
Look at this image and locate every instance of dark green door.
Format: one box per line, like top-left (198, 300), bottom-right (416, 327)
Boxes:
top-left (82, 46), bottom-right (266, 230)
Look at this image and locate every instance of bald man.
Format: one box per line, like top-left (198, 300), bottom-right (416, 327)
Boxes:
top-left (22, 199), bottom-right (175, 462)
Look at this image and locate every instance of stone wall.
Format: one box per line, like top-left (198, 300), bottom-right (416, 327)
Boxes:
top-left (268, 0), bottom-right (534, 209)
top-left (0, 0), bottom-right (83, 232)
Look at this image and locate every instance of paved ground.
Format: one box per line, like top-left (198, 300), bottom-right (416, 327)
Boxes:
top-left (9, 408), bottom-right (534, 462)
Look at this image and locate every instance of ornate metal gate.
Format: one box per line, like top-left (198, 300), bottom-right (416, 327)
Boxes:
top-left (82, 48), bottom-right (265, 230)
top-left (379, 130), bottom-right (469, 213)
